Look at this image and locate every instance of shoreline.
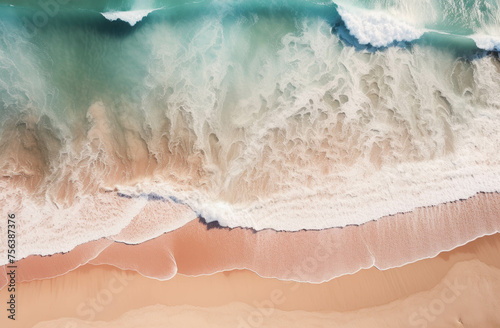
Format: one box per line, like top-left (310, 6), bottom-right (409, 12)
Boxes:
top-left (1, 232), bottom-right (499, 327)
top-left (2, 191), bottom-right (500, 286)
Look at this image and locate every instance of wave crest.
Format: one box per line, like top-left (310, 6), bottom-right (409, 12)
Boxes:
top-left (337, 6), bottom-right (425, 47)
top-left (101, 8), bottom-right (161, 26)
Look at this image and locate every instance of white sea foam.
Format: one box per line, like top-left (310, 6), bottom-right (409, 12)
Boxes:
top-left (471, 34), bottom-right (500, 51)
top-left (337, 5), bottom-right (425, 47)
top-left (101, 8), bottom-right (160, 26)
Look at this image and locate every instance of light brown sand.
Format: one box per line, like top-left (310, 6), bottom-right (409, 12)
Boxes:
top-left (1, 233), bottom-right (499, 328)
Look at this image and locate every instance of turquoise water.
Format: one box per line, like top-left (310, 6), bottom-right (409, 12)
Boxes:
top-left (0, 0), bottom-right (497, 121)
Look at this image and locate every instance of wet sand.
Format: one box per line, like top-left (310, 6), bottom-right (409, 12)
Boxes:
top-left (2, 192), bottom-right (500, 285)
top-left (1, 233), bottom-right (499, 328)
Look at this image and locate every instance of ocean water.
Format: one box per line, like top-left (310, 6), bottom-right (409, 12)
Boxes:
top-left (1, 0), bottom-right (500, 257)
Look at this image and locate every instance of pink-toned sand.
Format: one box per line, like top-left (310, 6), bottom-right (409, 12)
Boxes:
top-left (0, 232), bottom-right (499, 328)
top-left (1, 192), bottom-right (499, 286)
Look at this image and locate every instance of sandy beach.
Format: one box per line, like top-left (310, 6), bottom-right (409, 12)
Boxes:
top-left (0, 193), bottom-right (500, 327)
top-left (1, 2), bottom-right (500, 326)
top-left (2, 192), bottom-right (499, 286)
top-left (1, 232), bottom-right (499, 328)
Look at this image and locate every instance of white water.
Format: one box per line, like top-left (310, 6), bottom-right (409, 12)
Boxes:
top-left (337, 5), bottom-right (425, 46)
top-left (101, 8), bottom-right (161, 26)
